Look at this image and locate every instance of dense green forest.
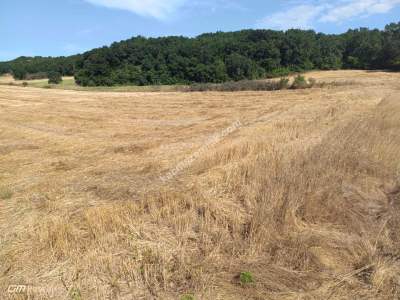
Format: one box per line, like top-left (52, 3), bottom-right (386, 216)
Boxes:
top-left (0, 55), bottom-right (80, 80)
top-left (1, 22), bottom-right (399, 86)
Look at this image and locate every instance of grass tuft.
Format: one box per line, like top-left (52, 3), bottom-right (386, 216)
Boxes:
top-left (69, 287), bottom-right (82, 300)
top-left (0, 187), bottom-right (13, 200)
top-left (239, 272), bottom-right (254, 284)
top-left (180, 294), bottom-right (195, 300)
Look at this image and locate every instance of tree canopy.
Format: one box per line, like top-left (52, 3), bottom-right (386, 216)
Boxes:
top-left (48, 71), bottom-right (63, 84)
top-left (1, 22), bottom-right (399, 86)
top-left (0, 56), bottom-right (79, 80)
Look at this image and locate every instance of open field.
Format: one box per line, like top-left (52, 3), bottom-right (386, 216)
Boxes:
top-left (0, 70), bottom-right (400, 299)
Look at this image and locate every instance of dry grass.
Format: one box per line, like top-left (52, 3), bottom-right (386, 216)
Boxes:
top-left (0, 70), bottom-right (400, 299)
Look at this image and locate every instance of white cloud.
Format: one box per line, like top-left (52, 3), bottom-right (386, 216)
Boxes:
top-left (189, 0), bottom-right (247, 13)
top-left (83, 0), bottom-right (245, 19)
top-left (320, 0), bottom-right (400, 23)
top-left (258, 0), bottom-right (400, 30)
top-left (257, 4), bottom-right (326, 30)
top-left (83, 0), bottom-right (187, 19)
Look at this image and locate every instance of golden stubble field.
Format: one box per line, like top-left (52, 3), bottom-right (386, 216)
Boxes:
top-left (0, 70), bottom-right (400, 299)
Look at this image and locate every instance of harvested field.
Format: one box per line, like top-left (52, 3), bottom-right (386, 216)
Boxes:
top-left (0, 70), bottom-right (400, 299)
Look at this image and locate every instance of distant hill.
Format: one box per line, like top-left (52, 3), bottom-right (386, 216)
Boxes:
top-left (1, 22), bottom-right (399, 86)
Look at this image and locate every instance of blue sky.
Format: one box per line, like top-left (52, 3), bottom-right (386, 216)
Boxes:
top-left (1, 0), bottom-right (399, 61)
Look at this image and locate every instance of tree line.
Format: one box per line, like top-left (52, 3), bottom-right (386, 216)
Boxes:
top-left (1, 22), bottom-right (399, 86)
top-left (0, 55), bottom-right (79, 80)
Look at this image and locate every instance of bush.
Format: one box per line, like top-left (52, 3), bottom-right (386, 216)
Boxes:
top-left (189, 83), bottom-right (216, 92)
top-left (22, 82), bottom-right (28, 87)
top-left (278, 77), bottom-right (290, 89)
top-left (189, 79), bottom-right (283, 92)
top-left (291, 75), bottom-right (309, 89)
top-left (188, 77), bottom-right (315, 92)
top-left (48, 71), bottom-right (62, 84)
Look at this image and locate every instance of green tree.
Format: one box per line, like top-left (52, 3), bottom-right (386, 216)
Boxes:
top-left (12, 67), bottom-right (27, 80)
top-left (48, 71), bottom-right (62, 84)
top-left (213, 59), bottom-right (228, 82)
top-left (226, 53), bottom-right (257, 81)
top-left (383, 22), bottom-right (400, 70)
